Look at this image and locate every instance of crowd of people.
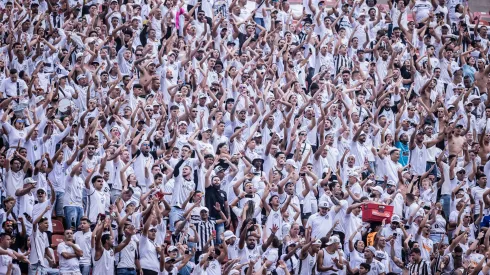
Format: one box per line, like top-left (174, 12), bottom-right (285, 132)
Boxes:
top-left (0, 0), bottom-right (487, 274)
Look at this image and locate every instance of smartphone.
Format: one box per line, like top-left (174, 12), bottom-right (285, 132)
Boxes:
top-left (393, 233), bottom-right (398, 237)
top-left (299, 172), bottom-right (305, 176)
top-left (23, 212), bottom-right (31, 220)
top-left (99, 214), bottom-right (106, 221)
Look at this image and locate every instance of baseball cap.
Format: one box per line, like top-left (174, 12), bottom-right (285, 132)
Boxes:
top-left (372, 186), bottom-right (383, 194)
top-left (224, 230), bottom-right (236, 241)
top-left (367, 246), bottom-right (377, 254)
top-left (391, 215), bottom-right (401, 223)
top-left (375, 251), bottom-right (386, 259)
top-left (24, 178), bottom-right (37, 184)
top-left (326, 235), bottom-right (341, 246)
top-left (285, 159), bottom-right (297, 168)
top-left (386, 180), bottom-right (396, 186)
top-left (76, 74), bottom-right (87, 81)
top-left (469, 95), bottom-right (481, 101)
top-left (318, 200), bottom-right (331, 209)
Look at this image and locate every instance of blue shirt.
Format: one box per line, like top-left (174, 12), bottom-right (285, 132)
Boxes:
top-left (395, 141), bottom-right (409, 166)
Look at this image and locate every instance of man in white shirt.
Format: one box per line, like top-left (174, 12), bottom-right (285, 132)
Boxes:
top-left (306, 199), bottom-right (333, 239)
top-left (73, 217), bottom-right (92, 275)
top-left (29, 205), bottom-right (55, 275)
top-left (0, 69), bottom-right (27, 104)
top-left (57, 229), bottom-right (84, 275)
top-left (0, 233), bottom-right (28, 274)
top-left (63, 159), bottom-right (85, 230)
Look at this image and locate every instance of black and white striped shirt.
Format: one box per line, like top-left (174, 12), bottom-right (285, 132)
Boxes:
top-left (408, 260), bottom-right (432, 275)
top-left (196, 220), bottom-right (216, 251)
top-left (333, 54), bottom-right (353, 75)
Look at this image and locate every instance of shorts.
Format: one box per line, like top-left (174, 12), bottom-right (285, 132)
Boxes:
top-left (301, 212), bottom-right (312, 220)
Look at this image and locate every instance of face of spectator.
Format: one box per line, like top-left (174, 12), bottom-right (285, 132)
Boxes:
top-left (246, 236), bottom-right (256, 249)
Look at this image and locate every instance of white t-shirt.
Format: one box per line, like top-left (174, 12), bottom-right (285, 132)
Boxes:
top-left (139, 235), bottom-right (159, 272)
top-left (63, 174), bottom-right (84, 208)
top-left (29, 228), bottom-right (50, 267)
top-left (73, 231), bottom-right (92, 265)
top-left (85, 185), bottom-right (107, 223)
top-left (32, 200), bottom-right (53, 232)
top-left (57, 242), bottom-right (81, 272)
top-left (0, 249), bottom-right (13, 275)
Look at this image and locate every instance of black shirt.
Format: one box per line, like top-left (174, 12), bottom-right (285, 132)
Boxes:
top-left (205, 186), bottom-right (227, 219)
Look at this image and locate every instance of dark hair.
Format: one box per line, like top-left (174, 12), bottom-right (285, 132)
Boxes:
top-left (406, 193), bottom-right (415, 202)
top-left (477, 173), bottom-right (487, 180)
top-left (91, 175), bottom-right (103, 184)
top-left (411, 247), bottom-right (421, 254)
top-left (101, 234), bottom-right (111, 245)
top-left (360, 263), bottom-right (371, 271)
top-left (216, 143), bottom-right (228, 155)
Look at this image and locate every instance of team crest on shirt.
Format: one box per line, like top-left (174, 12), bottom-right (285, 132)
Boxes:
top-left (210, 263), bottom-right (217, 269)
top-left (273, 213), bottom-right (280, 219)
top-left (110, 250), bottom-right (114, 256)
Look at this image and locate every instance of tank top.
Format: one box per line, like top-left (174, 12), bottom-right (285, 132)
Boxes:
top-left (265, 208), bottom-right (283, 240)
top-left (295, 252), bottom-right (317, 275)
top-left (443, 253), bottom-right (455, 273)
top-left (410, 143), bottom-right (429, 176)
top-left (93, 248), bottom-right (115, 275)
top-left (319, 249), bottom-right (339, 275)
top-left (431, 214), bottom-right (447, 234)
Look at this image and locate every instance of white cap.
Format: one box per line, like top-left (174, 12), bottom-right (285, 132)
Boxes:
top-left (348, 171), bottom-right (359, 179)
top-left (131, 16), bottom-right (142, 22)
top-left (455, 166), bottom-right (465, 173)
top-left (326, 235), bottom-right (341, 245)
top-left (224, 230), bottom-right (236, 241)
top-left (76, 74), bottom-right (86, 81)
top-left (469, 94), bottom-right (481, 101)
top-left (391, 215), bottom-right (401, 223)
top-left (24, 178), bottom-right (37, 184)
top-left (386, 180), bottom-right (396, 186)
top-left (35, 95), bottom-right (45, 104)
top-left (375, 251), bottom-right (386, 259)
top-left (318, 200), bottom-right (331, 209)
top-left (371, 186), bottom-right (384, 194)
top-left (285, 159), bottom-right (297, 168)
